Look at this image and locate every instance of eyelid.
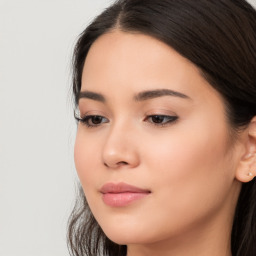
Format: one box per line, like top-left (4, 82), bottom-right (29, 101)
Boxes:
top-left (75, 108), bottom-right (106, 119)
top-left (145, 108), bottom-right (177, 115)
top-left (76, 114), bottom-right (109, 128)
top-left (74, 108), bottom-right (109, 126)
top-left (74, 108), bottom-right (179, 128)
top-left (144, 114), bottom-right (179, 127)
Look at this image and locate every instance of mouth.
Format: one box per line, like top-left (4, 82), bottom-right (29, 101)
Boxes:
top-left (100, 182), bottom-right (151, 207)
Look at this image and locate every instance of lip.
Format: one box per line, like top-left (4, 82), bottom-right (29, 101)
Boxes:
top-left (100, 182), bottom-right (151, 207)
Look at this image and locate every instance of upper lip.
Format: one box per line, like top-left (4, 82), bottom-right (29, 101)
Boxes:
top-left (100, 182), bottom-right (151, 194)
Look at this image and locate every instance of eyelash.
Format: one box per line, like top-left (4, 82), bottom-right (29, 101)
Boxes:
top-left (75, 115), bottom-right (109, 128)
top-left (75, 114), bottom-right (178, 128)
top-left (145, 115), bottom-right (178, 127)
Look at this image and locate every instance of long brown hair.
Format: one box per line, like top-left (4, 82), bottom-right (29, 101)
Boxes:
top-left (68, 1), bottom-right (256, 255)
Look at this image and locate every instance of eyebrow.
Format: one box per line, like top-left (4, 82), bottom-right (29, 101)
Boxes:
top-left (77, 91), bottom-right (106, 103)
top-left (77, 89), bottom-right (190, 103)
top-left (134, 89), bottom-right (190, 101)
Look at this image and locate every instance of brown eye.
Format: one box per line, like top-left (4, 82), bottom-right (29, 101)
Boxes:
top-left (77, 115), bottom-right (109, 127)
top-left (151, 115), bottom-right (166, 123)
top-left (146, 115), bottom-right (178, 126)
top-left (90, 116), bottom-right (104, 125)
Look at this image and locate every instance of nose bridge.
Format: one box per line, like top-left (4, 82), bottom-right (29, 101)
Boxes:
top-left (102, 118), bottom-right (139, 169)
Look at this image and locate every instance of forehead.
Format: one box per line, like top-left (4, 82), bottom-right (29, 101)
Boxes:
top-left (81, 30), bottom-right (222, 105)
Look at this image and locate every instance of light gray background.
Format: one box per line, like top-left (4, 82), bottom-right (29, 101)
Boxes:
top-left (0, 1), bottom-right (111, 256)
top-left (1, 0), bottom-right (256, 256)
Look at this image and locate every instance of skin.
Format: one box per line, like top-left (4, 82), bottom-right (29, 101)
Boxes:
top-left (74, 30), bottom-right (256, 256)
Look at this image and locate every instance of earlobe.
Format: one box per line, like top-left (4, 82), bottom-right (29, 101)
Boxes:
top-left (235, 117), bottom-right (256, 183)
top-left (236, 153), bottom-right (256, 183)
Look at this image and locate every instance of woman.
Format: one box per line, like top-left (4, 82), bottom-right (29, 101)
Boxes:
top-left (68, 0), bottom-right (256, 255)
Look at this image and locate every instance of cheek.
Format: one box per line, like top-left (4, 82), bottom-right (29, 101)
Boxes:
top-left (141, 122), bottom-right (233, 224)
top-left (74, 129), bottom-right (101, 190)
top-left (145, 113), bottom-right (231, 181)
top-left (145, 137), bottom-right (224, 200)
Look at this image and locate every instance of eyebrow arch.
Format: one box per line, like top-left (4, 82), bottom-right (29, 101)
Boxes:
top-left (77, 88), bottom-right (190, 104)
top-left (77, 91), bottom-right (105, 103)
top-left (134, 89), bottom-right (190, 101)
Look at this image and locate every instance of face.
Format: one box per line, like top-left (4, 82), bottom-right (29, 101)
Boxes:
top-left (74, 31), bottom-right (241, 247)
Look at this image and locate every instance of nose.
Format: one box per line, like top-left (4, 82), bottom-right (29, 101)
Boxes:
top-left (102, 123), bottom-right (140, 169)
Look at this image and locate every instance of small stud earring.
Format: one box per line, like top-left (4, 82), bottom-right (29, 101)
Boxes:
top-left (248, 172), bottom-right (253, 177)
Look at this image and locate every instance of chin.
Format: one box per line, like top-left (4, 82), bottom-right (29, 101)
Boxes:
top-left (105, 232), bottom-right (149, 246)
top-left (99, 222), bottom-right (159, 246)
top-left (100, 223), bottom-right (140, 244)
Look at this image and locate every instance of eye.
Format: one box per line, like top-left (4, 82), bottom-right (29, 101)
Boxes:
top-left (145, 115), bottom-right (178, 126)
top-left (76, 115), bottom-right (109, 128)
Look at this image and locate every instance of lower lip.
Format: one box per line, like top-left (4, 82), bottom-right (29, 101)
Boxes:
top-left (102, 192), bottom-right (149, 207)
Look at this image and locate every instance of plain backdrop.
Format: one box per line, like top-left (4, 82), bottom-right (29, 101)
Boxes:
top-left (0, 1), bottom-right (112, 256)
top-left (0, 0), bottom-right (256, 256)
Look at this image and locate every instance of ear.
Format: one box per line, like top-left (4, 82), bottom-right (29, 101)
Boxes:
top-left (235, 116), bottom-right (256, 183)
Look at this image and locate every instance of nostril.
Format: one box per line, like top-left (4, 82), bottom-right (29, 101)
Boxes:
top-left (104, 161), bottom-right (128, 168)
top-left (117, 161), bottom-right (128, 166)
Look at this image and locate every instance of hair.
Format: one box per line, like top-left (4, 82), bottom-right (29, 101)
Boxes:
top-left (68, 0), bottom-right (256, 255)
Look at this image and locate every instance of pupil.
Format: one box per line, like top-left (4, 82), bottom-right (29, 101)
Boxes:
top-left (92, 116), bottom-right (102, 124)
top-left (152, 115), bottom-right (164, 123)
